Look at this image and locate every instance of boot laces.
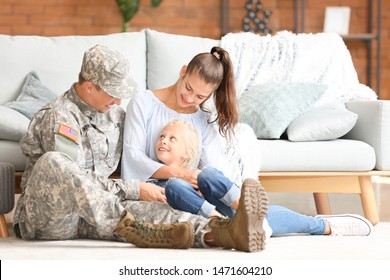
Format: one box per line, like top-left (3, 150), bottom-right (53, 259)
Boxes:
top-left (132, 220), bottom-right (170, 240)
top-left (213, 217), bottom-right (231, 226)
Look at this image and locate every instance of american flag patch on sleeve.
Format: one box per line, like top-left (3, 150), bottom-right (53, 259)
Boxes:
top-left (58, 123), bottom-right (79, 142)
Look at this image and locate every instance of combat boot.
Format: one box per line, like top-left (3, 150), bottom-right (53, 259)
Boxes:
top-left (208, 178), bottom-right (268, 252)
top-left (115, 210), bottom-right (195, 249)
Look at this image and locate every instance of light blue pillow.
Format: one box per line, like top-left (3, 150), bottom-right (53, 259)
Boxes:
top-left (238, 82), bottom-right (327, 139)
top-left (5, 71), bottom-right (57, 119)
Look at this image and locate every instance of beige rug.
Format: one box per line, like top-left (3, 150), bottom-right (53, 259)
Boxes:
top-left (1, 223), bottom-right (389, 280)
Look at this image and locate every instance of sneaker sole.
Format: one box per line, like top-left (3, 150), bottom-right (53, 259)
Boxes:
top-left (241, 178), bottom-right (269, 252)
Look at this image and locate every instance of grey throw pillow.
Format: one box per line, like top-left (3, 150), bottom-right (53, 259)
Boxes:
top-left (238, 82), bottom-right (327, 139)
top-left (5, 71), bottom-right (57, 119)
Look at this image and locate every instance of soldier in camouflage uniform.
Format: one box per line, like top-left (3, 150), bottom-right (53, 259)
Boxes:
top-left (13, 45), bottom-right (268, 252)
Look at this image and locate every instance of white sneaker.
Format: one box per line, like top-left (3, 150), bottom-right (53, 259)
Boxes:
top-left (316, 214), bottom-right (373, 236)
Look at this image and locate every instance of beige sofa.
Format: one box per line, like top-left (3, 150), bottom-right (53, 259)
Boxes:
top-left (0, 29), bottom-right (389, 227)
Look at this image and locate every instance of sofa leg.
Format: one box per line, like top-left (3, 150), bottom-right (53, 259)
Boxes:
top-left (313, 193), bottom-right (331, 215)
top-left (0, 214), bottom-right (9, 237)
top-left (359, 176), bottom-right (379, 225)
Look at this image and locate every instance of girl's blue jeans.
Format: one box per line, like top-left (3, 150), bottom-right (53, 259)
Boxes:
top-left (153, 167), bottom-right (326, 236)
top-left (154, 167), bottom-right (239, 219)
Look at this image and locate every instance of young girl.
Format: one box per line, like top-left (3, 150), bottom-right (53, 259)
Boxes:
top-left (154, 118), bottom-right (373, 237)
top-left (153, 118), bottom-right (238, 218)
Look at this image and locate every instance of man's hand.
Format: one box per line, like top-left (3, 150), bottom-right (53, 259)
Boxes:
top-left (139, 182), bottom-right (167, 203)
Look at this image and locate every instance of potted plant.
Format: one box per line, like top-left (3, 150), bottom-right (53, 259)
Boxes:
top-left (116, 0), bottom-right (163, 32)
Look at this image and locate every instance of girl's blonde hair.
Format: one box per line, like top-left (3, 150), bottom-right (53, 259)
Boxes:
top-left (163, 118), bottom-right (200, 169)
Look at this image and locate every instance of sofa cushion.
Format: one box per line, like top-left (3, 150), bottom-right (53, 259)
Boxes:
top-left (0, 106), bottom-right (30, 141)
top-left (145, 29), bottom-right (219, 90)
top-left (287, 102), bottom-right (358, 141)
top-left (5, 71), bottom-right (57, 119)
top-left (0, 141), bottom-right (26, 171)
top-left (258, 139), bottom-right (376, 171)
top-left (238, 82), bottom-right (327, 139)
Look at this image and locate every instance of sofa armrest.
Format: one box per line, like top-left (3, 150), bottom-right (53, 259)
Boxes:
top-left (344, 100), bottom-right (390, 170)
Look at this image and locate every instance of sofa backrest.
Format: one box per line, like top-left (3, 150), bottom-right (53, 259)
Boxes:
top-left (0, 31), bottom-right (147, 109)
top-left (145, 29), bottom-right (219, 90)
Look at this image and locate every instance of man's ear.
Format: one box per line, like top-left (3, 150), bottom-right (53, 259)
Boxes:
top-left (83, 81), bottom-right (94, 94)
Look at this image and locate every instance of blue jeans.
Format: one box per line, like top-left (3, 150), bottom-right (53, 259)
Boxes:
top-left (153, 167), bottom-right (326, 236)
top-left (267, 205), bottom-right (326, 236)
top-left (154, 167), bottom-right (240, 218)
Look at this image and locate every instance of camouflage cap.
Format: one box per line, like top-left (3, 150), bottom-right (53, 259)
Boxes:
top-left (81, 45), bottom-right (138, 99)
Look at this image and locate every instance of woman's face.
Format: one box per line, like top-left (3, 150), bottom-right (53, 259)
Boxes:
top-left (175, 67), bottom-right (216, 109)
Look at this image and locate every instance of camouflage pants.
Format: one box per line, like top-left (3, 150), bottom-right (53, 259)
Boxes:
top-left (16, 151), bottom-right (210, 247)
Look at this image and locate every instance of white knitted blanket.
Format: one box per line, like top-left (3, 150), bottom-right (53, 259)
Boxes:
top-left (218, 31), bottom-right (377, 185)
top-left (221, 30), bottom-right (377, 106)
top-left (219, 123), bottom-right (262, 185)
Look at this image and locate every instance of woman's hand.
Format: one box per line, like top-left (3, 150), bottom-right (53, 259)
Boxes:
top-left (182, 169), bottom-right (200, 189)
top-left (152, 166), bottom-right (200, 189)
top-left (139, 182), bottom-right (167, 203)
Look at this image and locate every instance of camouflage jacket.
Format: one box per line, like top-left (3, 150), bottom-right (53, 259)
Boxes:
top-left (20, 84), bottom-right (125, 188)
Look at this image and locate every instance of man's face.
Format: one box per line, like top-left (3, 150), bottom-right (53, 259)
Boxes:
top-left (90, 85), bottom-right (121, 113)
top-left (155, 124), bottom-right (188, 168)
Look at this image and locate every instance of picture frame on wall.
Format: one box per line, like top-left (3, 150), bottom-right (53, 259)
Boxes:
top-left (323, 6), bottom-right (351, 35)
